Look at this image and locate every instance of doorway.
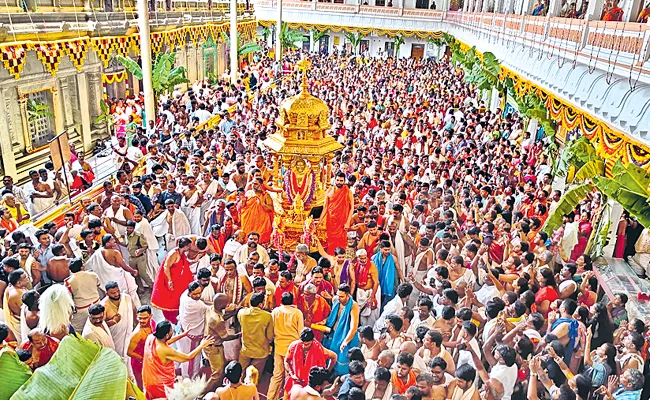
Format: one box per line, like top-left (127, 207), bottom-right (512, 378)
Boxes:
top-left (319, 36), bottom-right (330, 54)
top-left (411, 44), bottom-right (425, 59)
top-left (415, 0), bottom-right (429, 8)
top-left (385, 41), bottom-right (395, 57)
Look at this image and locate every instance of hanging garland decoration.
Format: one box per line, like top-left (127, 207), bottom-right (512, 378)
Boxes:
top-left (64, 38), bottom-right (89, 72)
top-left (92, 37), bottom-right (117, 67)
top-left (102, 71), bottom-right (128, 85)
top-left (257, 20), bottom-right (444, 39)
top-left (499, 64), bottom-right (650, 172)
top-left (0, 19), bottom-right (255, 78)
top-left (30, 42), bottom-right (65, 76)
top-left (150, 33), bottom-right (165, 55)
top-left (0, 43), bottom-right (29, 79)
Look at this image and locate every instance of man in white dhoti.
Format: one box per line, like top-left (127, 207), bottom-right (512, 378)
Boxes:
top-left (133, 210), bottom-right (160, 280)
top-left (101, 281), bottom-right (135, 359)
top-left (103, 196), bottom-right (134, 263)
top-left (198, 171), bottom-right (221, 233)
top-left (177, 281), bottom-right (210, 378)
top-left (85, 234), bottom-right (141, 308)
top-left (82, 303), bottom-right (116, 350)
top-left (232, 232), bottom-right (270, 265)
top-left (22, 170), bottom-right (54, 216)
top-left (151, 199), bottom-right (191, 252)
top-left (181, 176), bottom-right (204, 235)
top-left (386, 219), bottom-right (408, 280)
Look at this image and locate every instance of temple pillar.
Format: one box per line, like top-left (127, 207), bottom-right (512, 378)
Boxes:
top-left (88, 72), bottom-right (103, 127)
top-left (585, 0), bottom-right (605, 19)
top-left (59, 77), bottom-right (74, 129)
top-left (0, 89), bottom-right (17, 178)
top-left (548, 0), bottom-right (564, 16)
top-left (76, 74), bottom-right (93, 153)
top-left (622, 0), bottom-right (642, 21)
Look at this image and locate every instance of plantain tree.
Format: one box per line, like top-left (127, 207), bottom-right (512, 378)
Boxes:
top-left (344, 31), bottom-right (364, 55)
top-left (280, 22), bottom-right (308, 52)
top-left (394, 35), bottom-right (405, 58)
top-left (221, 31), bottom-right (263, 58)
top-left (115, 52), bottom-right (189, 112)
top-left (594, 162), bottom-right (650, 229)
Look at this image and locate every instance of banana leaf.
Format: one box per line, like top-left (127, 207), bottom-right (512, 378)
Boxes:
top-left (621, 162), bottom-right (650, 197)
top-left (11, 335), bottom-right (128, 400)
top-left (542, 183), bottom-right (594, 235)
top-left (571, 159), bottom-right (605, 183)
top-left (0, 349), bottom-right (32, 400)
top-left (588, 202), bottom-right (611, 258)
top-left (114, 55), bottom-right (143, 80)
top-left (594, 176), bottom-right (650, 229)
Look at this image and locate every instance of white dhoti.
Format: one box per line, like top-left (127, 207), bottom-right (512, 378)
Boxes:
top-left (71, 307), bottom-right (90, 333)
top-left (357, 286), bottom-right (382, 328)
top-left (85, 250), bottom-right (141, 309)
top-left (102, 294), bottom-right (134, 359)
top-left (151, 210), bottom-right (191, 252)
top-left (181, 191), bottom-right (202, 236)
top-left (177, 290), bottom-right (209, 378)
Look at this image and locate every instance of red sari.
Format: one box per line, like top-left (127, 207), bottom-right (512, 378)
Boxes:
top-left (151, 250), bottom-right (193, 324)
top-left (284, 340), bottom-right (329, 394)
top-left (325, 185), bottom-right (352, 253)
top-left (142, 336), bottom-right (175, 400)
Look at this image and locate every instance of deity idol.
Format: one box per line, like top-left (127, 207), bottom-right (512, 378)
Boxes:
top-left (284, 158), bottom-right (316, 207)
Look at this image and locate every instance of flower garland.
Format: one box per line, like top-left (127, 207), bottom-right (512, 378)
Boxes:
top-left (284, 169), bottom-right (317, 206)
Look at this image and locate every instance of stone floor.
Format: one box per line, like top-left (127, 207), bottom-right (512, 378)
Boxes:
top-left (596, 256), bottom-right (650, 320)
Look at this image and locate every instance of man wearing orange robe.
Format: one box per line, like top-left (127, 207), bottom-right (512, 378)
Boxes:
top-left (143, 320), bottom-right (213, 400)
top-left (322, 172), bottom-right (354, 254)
top-left (239, 178), bottom-right (274, 244)
top-left (298, 283), bottom-right (331, 341)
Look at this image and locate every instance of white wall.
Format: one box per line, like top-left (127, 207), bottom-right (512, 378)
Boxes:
top-left (318, 33), bottom-right (428, 58)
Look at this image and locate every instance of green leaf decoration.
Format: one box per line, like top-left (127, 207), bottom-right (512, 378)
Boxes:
top-left (594, 176), bottom-right (650, 229)
top-left (11, 335), bottom-right (127, 400)
top-left (114, 55), bottom-right (143, 80)
top-left (571, 160), bottom-right (605, 183)
top-left (312, 29), bottom-right (327, 43)
top-left (0, 349), bottom-right (32, 400)
top-left (542, 183), bottom-right (594, 235)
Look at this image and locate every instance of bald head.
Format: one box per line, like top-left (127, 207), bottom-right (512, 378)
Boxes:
top-left (400, 340), bottom-right (418, 355)
top-left (213, 293), bottom-right (229, 310)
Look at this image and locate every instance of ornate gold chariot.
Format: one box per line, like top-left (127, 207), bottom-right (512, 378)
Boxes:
top-left (263, 58), bottom-right (343, 251)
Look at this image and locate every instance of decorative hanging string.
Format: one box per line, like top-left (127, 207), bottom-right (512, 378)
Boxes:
top-left (604, 22), bottom-right (622, 84)
top-left (627, 23), bottom-right (645, 91)
top-left (587, 21), bottom-right (603, 74)
top-left (571, 19), bottom-right (581, 69)
top-left (557, 17), bottom-right (573, 69)
top-left (4, 0), bottom-right (18, 43)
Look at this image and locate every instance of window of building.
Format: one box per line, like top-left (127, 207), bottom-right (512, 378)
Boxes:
top-left (27, 90), bottom-right (55, 149)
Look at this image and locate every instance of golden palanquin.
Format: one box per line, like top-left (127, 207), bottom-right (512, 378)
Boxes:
top-left (263, 59), bottom-right (343, 251)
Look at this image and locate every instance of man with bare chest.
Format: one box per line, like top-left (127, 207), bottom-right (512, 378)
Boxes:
top-left (231, 162), bottom-right (249, 190)
top-left (4, 269), bottom-right (29, 342)
top-left (46, 244), bottom-right (70, 283)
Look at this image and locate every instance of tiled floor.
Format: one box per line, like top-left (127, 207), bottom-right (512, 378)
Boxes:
top-left (597, 256), bottom-right (650, 320)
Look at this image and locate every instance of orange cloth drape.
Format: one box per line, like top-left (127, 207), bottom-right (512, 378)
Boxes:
top-left (240, 193), bottom-right (273, 244)
top-left (325, 186), bottom-right (352, 253)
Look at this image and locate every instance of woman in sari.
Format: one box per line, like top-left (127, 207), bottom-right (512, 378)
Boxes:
top-left (614, 212), bottom-right (628, 258)
top-left (570, 212), bottom-right (593, 262)
top-left (535, 268), bottom-right (559, 317)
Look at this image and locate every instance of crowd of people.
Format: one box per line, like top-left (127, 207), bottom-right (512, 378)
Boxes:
top-left (0, 48), bottom-right (648, 400)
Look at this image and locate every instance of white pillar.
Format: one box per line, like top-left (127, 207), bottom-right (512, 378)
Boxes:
top-left (76, 74), bottom-right (93, 153)
top-left (137, 0), bottom-right (155, 126)
top-left (230, 0), bottom-right (238, 84)
top-left (585, 0), bottom-right (605, 19)
top-left (276, 0), bottom-right (282, 61)
top-left (309, 30), bottom-right (314, 52)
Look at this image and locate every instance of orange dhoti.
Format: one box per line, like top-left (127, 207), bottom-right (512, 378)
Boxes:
top-left (143, 335), bottom-right (175, 400)
top-left (325, 185), bottom-right (352, 254)
top-left (240, 193), bottom-right (273, 244)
